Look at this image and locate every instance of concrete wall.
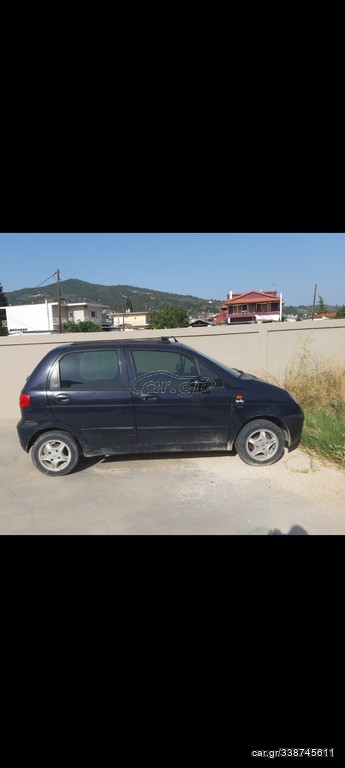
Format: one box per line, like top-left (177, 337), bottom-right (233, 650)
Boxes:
top-left (1, 319), bottom-right (345, 419)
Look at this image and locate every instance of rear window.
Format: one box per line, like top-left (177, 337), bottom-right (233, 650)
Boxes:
top-left (52, 350), bottom-right (123, 390)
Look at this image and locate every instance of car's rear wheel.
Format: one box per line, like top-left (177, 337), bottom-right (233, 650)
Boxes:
top-left (235, 419), bottom-right (285, 466)
top-left (31, 431), bottom-right (80, 476)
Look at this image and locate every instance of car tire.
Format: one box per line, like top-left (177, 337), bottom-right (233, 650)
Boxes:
top-left (234, 419), bottom-right (285, 466)
top-left (31, 431), bottom-right (80, 476)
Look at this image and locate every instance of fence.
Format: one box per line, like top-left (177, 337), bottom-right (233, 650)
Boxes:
top-left (1, 319), bottom-right (345, 419)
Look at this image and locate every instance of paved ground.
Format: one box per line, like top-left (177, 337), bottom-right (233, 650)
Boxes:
top-left (1, 419), bottom-right (345, 535)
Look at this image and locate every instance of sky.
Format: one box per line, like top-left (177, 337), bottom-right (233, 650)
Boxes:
top-left (0, 232), bottom-right (344, 307)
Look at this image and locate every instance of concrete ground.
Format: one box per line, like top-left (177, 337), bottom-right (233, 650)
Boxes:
top-left (1, 419), bottom-right (345, 535)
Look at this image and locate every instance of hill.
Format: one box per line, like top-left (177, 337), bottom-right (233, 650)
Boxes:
top-left (6, 279), bottom-right (222, 316)
top-left (284, 304), bottom-right (339, 317)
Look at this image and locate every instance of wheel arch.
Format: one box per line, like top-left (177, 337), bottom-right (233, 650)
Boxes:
top-left (27, 427), bottom-right (84, 454)
top-left (233, 415), bottom-right (290, 448)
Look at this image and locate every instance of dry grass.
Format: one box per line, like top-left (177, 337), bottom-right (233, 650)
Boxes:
top-left (259, 344), bottom-right (345, 468)
top-left (283, 345), bottom-right (345, 416)
top-left (260, 343), bottom-right (345, 416)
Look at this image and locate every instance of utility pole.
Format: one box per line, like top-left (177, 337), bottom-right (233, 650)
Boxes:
top-left (312, 283), bottom-right (317, 320)
top-left (57, 269), bottom-right (62, 333)
top-left (121, 294), bottom-right (130, 331)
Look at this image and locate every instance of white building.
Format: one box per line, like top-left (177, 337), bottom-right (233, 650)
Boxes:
top-left (5, 300), bottom-right (109, 335)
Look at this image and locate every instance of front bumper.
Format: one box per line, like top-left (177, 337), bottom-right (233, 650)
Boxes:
top-left (284, 411), bottom-right (304, 449)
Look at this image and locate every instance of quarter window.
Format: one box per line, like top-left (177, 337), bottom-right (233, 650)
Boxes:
top-left (197, 362), bottom-right (223, 388)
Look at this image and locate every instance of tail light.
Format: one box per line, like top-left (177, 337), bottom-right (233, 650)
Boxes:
top-left (20, 393), bottom-right (31, 409)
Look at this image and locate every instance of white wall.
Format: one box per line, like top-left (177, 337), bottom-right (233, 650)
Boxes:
top-left (73, 307), bottom-right (102, 325)
top-left (73, 308), bottom-right (87, 323)
top-left (5, 303), bottom-right (105, 332)
top-left (5, 303), bottom-right (52, 333)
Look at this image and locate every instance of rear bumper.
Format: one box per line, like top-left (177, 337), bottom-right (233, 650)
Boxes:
top-left (17, 419), bottom-right (39, 452)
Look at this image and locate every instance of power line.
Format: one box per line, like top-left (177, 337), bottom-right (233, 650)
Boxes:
top-left (27, 271), bottom-right (58, 293)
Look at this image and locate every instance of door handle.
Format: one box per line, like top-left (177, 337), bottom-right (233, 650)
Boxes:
top-left (54, 394), bottom-right (71, 403)
top-left (140, 395), bottom-right (158, 401)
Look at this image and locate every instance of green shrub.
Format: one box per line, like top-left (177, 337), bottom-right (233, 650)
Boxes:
top-left (302, 409), bottom-right (345, 467)
top-left (66, 321), bottom-right (101, 333)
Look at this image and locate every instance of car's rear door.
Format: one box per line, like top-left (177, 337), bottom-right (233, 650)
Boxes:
top-left (46, 347), bottom-right (137, 454)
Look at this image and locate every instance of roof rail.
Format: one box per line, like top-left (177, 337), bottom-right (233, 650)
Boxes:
top-left (160, 336), bottom-right (179, 343)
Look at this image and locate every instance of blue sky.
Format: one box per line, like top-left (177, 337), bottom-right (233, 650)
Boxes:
top-left (0, 232), bottom-right (344, 306)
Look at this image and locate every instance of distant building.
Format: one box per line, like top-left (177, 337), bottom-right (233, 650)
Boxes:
top-left (5, 300), bottom-right (109, 334)
top-left (313, 312), bottom-right (337, 320)
top-left (213, 290), bottom-right (283, 324)
top-left (112, 310), bottom-right (152, 330)
top-left (189, 318), bottom-right (214, 327)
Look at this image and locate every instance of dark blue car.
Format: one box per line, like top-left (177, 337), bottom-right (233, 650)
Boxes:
top-left (17, 337), bottom-right (304, 476)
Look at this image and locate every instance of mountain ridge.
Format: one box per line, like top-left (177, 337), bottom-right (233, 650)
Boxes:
top-left (6, 279), bottom-right (223, 316)
top-left (6, 279), bottom-right (340, 317)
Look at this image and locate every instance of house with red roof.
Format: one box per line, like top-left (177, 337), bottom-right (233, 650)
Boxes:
top-left (213, 290), bottom-right (283, 325)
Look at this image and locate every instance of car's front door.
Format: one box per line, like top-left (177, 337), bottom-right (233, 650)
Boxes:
top-left (46, 347), bottom-right (137, 454)
top-left (127, 347), bottom-right (232, 451)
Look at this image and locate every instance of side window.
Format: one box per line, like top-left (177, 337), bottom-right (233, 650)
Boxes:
top-left (197, 361), bottom-right (223, 388)
top-left (131, 350), bottom-right (198, 376)
top-left (55, 350), bottom-right (122, 389)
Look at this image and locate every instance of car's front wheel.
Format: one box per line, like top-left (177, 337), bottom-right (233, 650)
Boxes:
top-left (31, 431), bottom-right (80, 476)
top-left (235, 420), bottom-right (285, 466)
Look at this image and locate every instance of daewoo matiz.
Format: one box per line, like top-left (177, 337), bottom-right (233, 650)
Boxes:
top-left (17, 337), bottom-right (304, 476)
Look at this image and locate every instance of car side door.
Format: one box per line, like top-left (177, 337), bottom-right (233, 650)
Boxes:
top-left (46, 347), bottom-right (137, 455)
top-left (126, 346), bottom-right (232, 451)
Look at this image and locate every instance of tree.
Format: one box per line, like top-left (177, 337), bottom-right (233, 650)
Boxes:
top-left (0, 282), bottom-right (8, 336)
top-left (149, 304), bottom-right (189, 329)
top-left (317, 296), bottom-right (328, 314)
top-left (66, 320), bottom-right (101, 333)
top-left (335, 305), bottom-right (345, 318)
top-left (123, 297), bottom-right (133, 312)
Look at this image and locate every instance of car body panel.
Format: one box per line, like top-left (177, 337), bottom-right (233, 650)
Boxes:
top-left (17, 339), bottom-right (304, 461)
